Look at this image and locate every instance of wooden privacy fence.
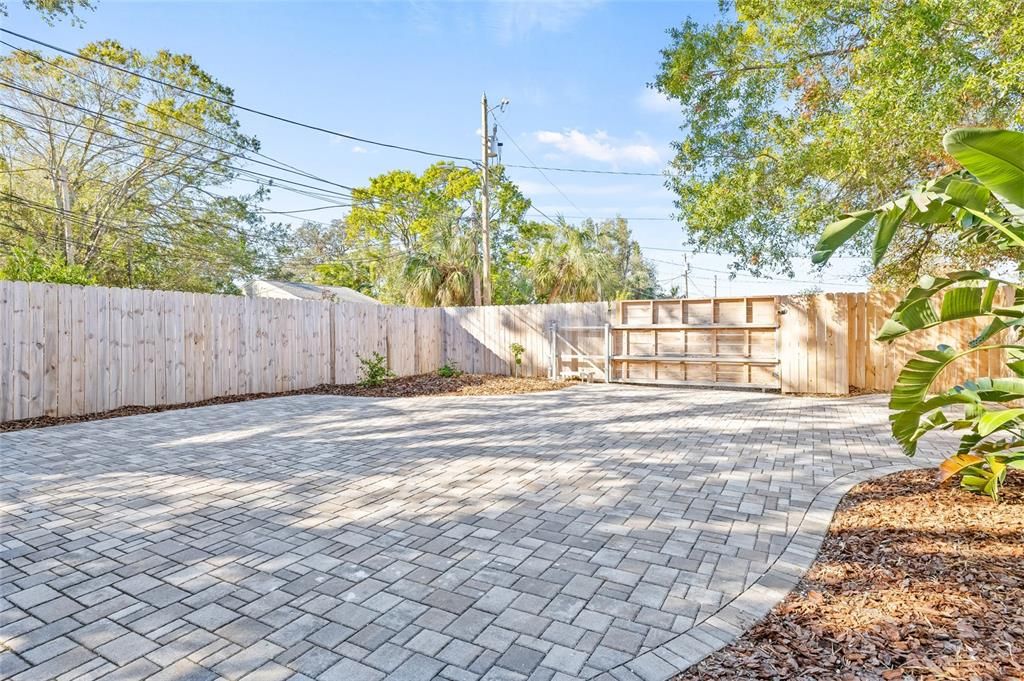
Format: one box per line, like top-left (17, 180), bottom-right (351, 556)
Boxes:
top-left (0, 282), bottom-right (1016, 422)
top-left (779, 290), bottom-right (1014, 395)
top-left (0, 282), bottom-right (607, 422)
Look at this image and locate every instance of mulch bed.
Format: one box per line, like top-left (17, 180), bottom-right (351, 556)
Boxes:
top-left (0, 374), bottom-right (572, 433)
top-left (675, 469), bottom-right (1024, 681)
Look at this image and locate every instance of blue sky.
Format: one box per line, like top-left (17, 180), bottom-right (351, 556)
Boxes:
top-left (2, 0), bottom-right (868, 295)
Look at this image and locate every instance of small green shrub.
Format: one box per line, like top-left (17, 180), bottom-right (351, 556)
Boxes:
top-left (437, 361), bottom-right (462, 378)
top-left (356, 352), bottom-right (394, 387)
top-left (510, 343), bottom-right (525, 377)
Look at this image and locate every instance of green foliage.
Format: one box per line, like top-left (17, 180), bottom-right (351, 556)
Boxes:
top-left (0, 41), bottom-right (284, 293)
top-left (1, 0), bottom-right (94, 24)
top-left (336, 162), bottom-right (528, 306)
top-left (286, 163), bottom-right (659, 306)
top-left (437, 361), bottom-right (462, 378)
top-left (356, 352), bottom-right (394, 388)
top-left (526, 218), bottom-right (656, 303)
top-left (815, 128), bottom-right (1024, 501)
top-left (0, 245), bottom-right (95, 284)
top-left (656, 1), bottom-right (1024, 284)
top-left (510, 342), bottom-right (525, 377)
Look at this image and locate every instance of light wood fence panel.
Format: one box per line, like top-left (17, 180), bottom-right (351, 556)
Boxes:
top-left (0, 283), bottom-right (336, 421)
top-left (5, 283), bottom-right (1019, 422)
top-left (781, 290), bottom-right (1016, 394)
top-left (440, 302), bottom-right (610, 378)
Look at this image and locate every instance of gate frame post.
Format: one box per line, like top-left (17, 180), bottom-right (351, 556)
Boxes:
top-left (548, 321), bottom-right (558, 380)
top-left (604, 322), bottom-right (612, 383)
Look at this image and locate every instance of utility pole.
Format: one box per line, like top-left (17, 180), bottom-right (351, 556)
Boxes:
top-left (480, 93), bottom-right (492, 306)
top-left (683, 254), bottom-right (690, 299)
top-left (58, 165), bottom-right (74, 266)
top-left (713, 274), bottom-right (718, 298)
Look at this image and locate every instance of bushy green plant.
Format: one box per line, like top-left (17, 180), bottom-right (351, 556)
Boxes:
top-left (814, 128), bottom-right (1024, 501)
top-left (510, 343), bottom-right (525, 377)
top-left (0, 246), bottom-right (95, 285)
top-left (437, 361), bottom-right (462, 378)
top-left (356, 352), bottom-right (394, 388)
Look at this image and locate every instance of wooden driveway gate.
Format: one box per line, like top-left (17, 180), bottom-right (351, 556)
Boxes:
top-left (551, 296), bottom-right (781, 390)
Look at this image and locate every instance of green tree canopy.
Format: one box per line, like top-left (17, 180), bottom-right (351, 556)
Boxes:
top-left (283, 163), bottom-right (660, 306)
top-left (655, 0), bottom-right (1024, 284)
top-left (0, 41), bottom-right (284, 292)
top-left (0, 0), bottom-right (93, 24)
top-left (335, 161), bottom-right (531, 306)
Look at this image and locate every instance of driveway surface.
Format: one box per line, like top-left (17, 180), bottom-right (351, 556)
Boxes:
top-left (0, 385), bottom-right (939, 681)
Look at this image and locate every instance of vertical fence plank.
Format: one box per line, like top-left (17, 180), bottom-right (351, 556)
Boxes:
top-left (0, 283), bottom-right (12, 421)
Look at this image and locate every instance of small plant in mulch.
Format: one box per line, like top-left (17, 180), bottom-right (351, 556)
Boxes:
top-left (436, 361), bottom-right (463, 378)
top-left (356, 351), bottom-right (395, 388)
top-left (510, 342), bottom-right (525, 377)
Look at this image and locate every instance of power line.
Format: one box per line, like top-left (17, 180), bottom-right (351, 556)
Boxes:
top-left (528, 209), bottom-right (678, 223)
top-left (505, 163), bottom-right (664, 177)
top-left (0, 38), bottom-right (365, 197)
top-left (495, 116), bottom-right (586, 217)
top-left (0, 28), bottom-right (477, 163)
top-left (0, 78), bottom-right (362, 196)
top-left (1, 111), bottom-right (487, 245)
top-left (2, 29), bottom-right (671, 179)
top-left (0, 104), bottom-right (370, 212)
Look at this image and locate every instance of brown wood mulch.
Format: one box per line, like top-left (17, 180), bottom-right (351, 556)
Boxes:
top-left (0, 374), bottom-right (572, 433)
top-left (675, 469), bottom-right (1024, 681)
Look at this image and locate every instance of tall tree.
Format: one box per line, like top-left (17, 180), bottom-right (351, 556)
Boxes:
top-left (0, 42), bottom-right (283, 292)
top-left (340, 161), bottom-right (530, 305)
top-left (529, 220), bottom-right (616, 303)
top-left (655, 0), bottom-right (1024, 284)
top-left (596, 216), bottom-right (659, 299)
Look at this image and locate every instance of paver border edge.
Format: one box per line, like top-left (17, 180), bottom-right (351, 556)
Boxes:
top-left (599, 462), bottom-right (919, 681)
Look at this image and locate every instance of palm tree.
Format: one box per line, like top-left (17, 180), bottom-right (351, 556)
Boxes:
top-left (401, 218), bottom-right (480, 307)
top-left (529, 221), bottom-right (615, 302)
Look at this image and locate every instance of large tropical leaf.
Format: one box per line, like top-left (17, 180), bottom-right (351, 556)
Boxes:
top-left (875, 273), bottom-right (1015, 342)
top-left (943, 128), bottom-right (1024, 221)
top-left (872, 200), bottom-right (910, 266)
top-left (811, 210), bottom-right (875, 265)
top-left (888, 344), bottom-right (1024, 453)
top-left (977, 408), bottom-right (1024, 436)
top-left (937, 454), bottom-right (984, 484)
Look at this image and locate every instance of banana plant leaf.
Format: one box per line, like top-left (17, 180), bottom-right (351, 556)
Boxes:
top-left (943, 128), bottom-right (1024, 221)
top-left (875, 274), bottom-right (1017, 342)
top-left (977, 408), bottom-right (1024, 436)
top-left (811, 210), bottom-right (876, 265)
top-left (937, 453), bottom-right (984, 483)
top-left (888, 345), bottom-right (1024, 454)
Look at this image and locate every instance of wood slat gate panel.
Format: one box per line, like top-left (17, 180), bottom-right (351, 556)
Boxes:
top-left (611, 296), bottom-right (781, 389)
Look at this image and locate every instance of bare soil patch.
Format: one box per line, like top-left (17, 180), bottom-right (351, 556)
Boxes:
top-left (0, 374), bottom-right (572, 432)
top-left (675, 469), bottom-right (1023, 681)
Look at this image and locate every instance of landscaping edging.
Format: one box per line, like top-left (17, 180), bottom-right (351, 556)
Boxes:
top-left (596, 463), bottom-right (917, 681)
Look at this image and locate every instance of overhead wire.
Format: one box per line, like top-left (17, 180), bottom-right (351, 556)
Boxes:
top-left (0, 79), bottom-right (364, 197)
top-left (2, 29), bottom-right (673, 178)
top-left (494, 116), bottom-right (586, 217)
top-left (0, 28), bottom-right (477, 163)
top-left (0, 38), bottom-right (372, 196)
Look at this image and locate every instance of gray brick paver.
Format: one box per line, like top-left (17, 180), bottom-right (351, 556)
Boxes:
top-left (0, 387), bottom-right (939, 680)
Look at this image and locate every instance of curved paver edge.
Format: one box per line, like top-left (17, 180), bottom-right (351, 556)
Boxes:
top-left (597, 462), bottom-right (921, 681)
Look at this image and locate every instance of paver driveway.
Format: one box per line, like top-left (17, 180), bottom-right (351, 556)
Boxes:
top-left (1, 385), bottom-right (940, 681)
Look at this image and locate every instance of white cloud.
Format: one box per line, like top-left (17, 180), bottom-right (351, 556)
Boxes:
top-left (493, 0), bottom-right (602, 42)
top-left (532, 129), bottom-right (662, 166)
top-left (351, 145), bottom-right (368, 154)
top-left (636, 88), bottom-right (675, 114)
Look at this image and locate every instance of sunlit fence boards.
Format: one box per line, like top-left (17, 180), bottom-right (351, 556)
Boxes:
top-left (1, 282), bottom-right (1013, 422)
